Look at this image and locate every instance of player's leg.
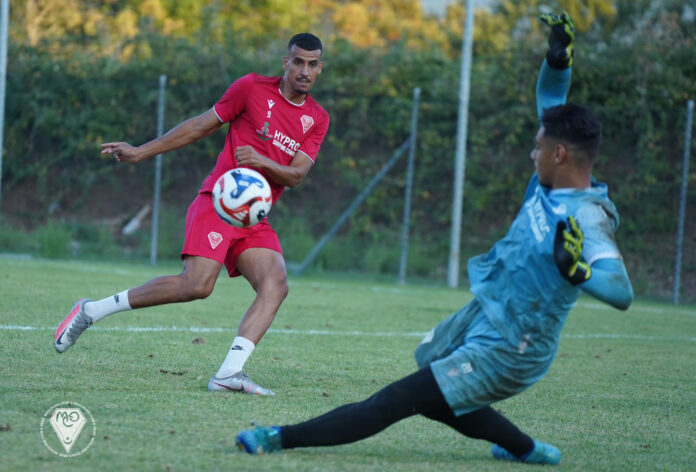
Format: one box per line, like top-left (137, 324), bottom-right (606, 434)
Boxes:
top-left (55, 194), bottom-right (227, 354)
top-left (208, 247), bottom-right (287, 395)
top-left (421, 306), bottom-right (561, 464)
top-left (236, 367), bottom-right (445, 453)
top-left (126, 255), bottom-right (222, 307)
top-left (421, 406), bottom-right (560, 465)
top-left (235, 247), bottom-right (288, 343)
top-left (422, 406), bottom-right (533, 455)
top-left (237, 365), bottom-right (558, 464)
top-left (54, 255), bottom-right (222, 353)
top-left (86, 254), bottom-right (220, 315)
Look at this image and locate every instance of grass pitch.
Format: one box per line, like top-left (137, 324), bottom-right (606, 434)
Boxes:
top-left (1, 256), bottom-right (695, 471)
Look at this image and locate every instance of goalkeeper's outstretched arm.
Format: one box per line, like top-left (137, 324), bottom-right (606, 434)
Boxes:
top-left (555, 217), bottom-right (633, 311)
top-left (580, 259), bottom-right (633, 311)
top-left (536, 11), bottom-right (575, 121)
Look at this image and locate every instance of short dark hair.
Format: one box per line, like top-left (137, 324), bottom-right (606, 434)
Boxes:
top-left (288, 33), bottom-right (323, 55)
top-left (541, 103), bottom-right (601, 159)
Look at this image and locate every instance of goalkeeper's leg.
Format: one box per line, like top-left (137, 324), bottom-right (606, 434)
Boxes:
top-left (279, 366), bottom-right (533, 455)
top-left (422, 405), bottom-right (534, 457)
top-left (280, 367), bottom-right (439, 448)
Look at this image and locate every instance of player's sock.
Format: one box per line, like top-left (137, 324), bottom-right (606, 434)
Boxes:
top-left (83, 290), bottom-right (131, 323)
top-left (215, 336), bottom-right (255, 378)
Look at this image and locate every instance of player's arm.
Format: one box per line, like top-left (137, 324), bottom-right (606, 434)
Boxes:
top-left (101, 108), bottom-right (223, 164)
top-left (536, 12), bottom-right (575, 121)
top-left (235, 147), bottom-right (314, 188)
top-left (580, 258), bottom-right (633, 310)
top-left (554, 216), bottom-right (633, 310)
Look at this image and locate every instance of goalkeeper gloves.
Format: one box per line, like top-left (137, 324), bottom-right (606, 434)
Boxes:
top-left (554, 215), bottom-right (591, 286)
top-left (539, 11), bottom-right (576, 69)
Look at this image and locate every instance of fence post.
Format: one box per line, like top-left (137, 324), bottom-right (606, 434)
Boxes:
top-left (150, 75), bottom-right (167, 266)
top-left (398, 87), bottom-right (421, 284)
top-left (447, 0), bottom-right (475, 288)
top-left (0, 0), bottom-right (9, 214)
top-left (673, 99), bottom-right (693, 304)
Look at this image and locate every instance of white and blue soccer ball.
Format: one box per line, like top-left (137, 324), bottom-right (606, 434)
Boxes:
top-left (212, 168), bottom-right (272, 228)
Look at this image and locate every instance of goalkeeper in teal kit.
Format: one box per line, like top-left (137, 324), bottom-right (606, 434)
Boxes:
top-left (236, 12), bottom-right (633, 465)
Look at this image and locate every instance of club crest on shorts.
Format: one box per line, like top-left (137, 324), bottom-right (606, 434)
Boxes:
top-left (300, 115), bottom-right (314, 134)
top-left (208, 231), bottom-right (223, 249)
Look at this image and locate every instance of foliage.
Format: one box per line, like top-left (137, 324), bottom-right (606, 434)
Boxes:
top-left (35, 221), bottom-right (73, 258)
top-left (0, 221), bottom-right (33, 253)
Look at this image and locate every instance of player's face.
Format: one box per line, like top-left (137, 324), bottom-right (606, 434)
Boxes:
top-left (282, 46), bottom-right (323, 95)
top-left (531, 127), bottom-right (556, 186)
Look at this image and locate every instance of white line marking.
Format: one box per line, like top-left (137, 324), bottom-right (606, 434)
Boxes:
top-left (2, 325), bottom-right (695, 342)
top-left (563, 333), bottom-right (696, 342)
top-left (576, 301), bottom-right (695, 316)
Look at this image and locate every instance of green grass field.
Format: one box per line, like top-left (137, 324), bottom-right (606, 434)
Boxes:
top-left (1, 255), bottom-right (695, 471)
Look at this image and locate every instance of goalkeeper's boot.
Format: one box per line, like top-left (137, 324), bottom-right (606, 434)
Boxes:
top-left (54, 298), bottom-right (93, 353)
top-left (492, 440), bottom-right (561, 465)
top-left (208, 372), bottom-right (275, 396)
top-left (236, 425), bottom-right (283, 454)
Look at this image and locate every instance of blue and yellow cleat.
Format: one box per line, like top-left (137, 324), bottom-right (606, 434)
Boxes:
top-left (492, 440), bottom-right (561, 465)
top-left (236, 426), bottom-right (283, 455)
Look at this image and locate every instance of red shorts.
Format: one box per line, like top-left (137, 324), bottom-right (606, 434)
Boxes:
top-left (181, 193), bottom-right (282, 277)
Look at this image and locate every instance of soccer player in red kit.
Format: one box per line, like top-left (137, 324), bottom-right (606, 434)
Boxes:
top-left (54, 33), bottom-right (329, 396)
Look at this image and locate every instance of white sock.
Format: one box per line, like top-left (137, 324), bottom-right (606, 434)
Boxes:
top-left (83, 290), bottom-right (131, 323)
top-left (215, 336), bottom-right (255, 378)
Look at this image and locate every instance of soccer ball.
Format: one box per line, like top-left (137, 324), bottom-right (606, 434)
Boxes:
top-left (212, 168), bottom-right (272, 228)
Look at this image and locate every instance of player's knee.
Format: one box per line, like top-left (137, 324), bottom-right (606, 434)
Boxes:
top-left (258, 273), bottom-right (289, 301)
top-left (178, 275), bottom-right (215, 301)
top-left (278, 277), bottom-right (289, 300)
top-left (188, 283), bottom-right (214, 300)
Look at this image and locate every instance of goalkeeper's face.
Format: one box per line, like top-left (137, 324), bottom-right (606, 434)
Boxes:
top-left (531, 127), bottom-right (556, 186)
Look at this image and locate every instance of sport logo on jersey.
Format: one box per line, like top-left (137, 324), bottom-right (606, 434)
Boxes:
top-left (300, 115), bottom-right (314, 134)
top-left (525, 196), bottom-right (551, 243)
top-left (272, 130), bottom-right (301, 156)
top-left (256, 121), bottom-right (271, 141)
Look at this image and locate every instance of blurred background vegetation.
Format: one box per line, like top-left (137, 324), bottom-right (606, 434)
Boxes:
top-left (2, 0), bottom-right (695, 302)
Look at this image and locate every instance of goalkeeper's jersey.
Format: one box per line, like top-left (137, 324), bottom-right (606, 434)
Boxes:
top-left (468, 174), bottom-right (621, 357)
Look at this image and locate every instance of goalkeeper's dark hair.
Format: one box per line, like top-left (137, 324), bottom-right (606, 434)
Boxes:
top-left (541, 103), bottom-right (601, 160)
top-left (288, 33), bottom-right (323, 55)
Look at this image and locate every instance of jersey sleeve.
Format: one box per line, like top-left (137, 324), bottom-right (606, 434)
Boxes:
top-left (536, 60), bottom-right (572, 121)
top-left (298, 109), bottom-right (330, 163)
top-left (213, 73), bottom-right (256, 123)
top-left (576, 203), bottom-right (622, 266)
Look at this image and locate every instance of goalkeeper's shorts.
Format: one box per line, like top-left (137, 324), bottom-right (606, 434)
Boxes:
top-left (415, 299), bottom-right (553, 416)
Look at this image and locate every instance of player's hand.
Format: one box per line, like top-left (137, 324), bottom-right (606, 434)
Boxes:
top-left (235, 145), bottom-right (268, 168)
top-left (554, 215), bottom-right (591, 285)
top-left (101, 142), bottom-right (143, 163)
top-left (539, 11), bottom-right (575, 69)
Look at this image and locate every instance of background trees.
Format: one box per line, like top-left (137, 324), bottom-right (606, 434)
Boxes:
top-left (3, 0), bottom-right (695, 300)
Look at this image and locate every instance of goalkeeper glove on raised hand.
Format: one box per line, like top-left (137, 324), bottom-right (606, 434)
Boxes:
top-left (539, 11), bottom-right (576, 69)
top-left (554, 215), bottom-right (591, 286)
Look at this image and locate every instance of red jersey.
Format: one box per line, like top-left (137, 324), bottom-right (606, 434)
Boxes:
top-left (201, 73), bottom-right (329, 204)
